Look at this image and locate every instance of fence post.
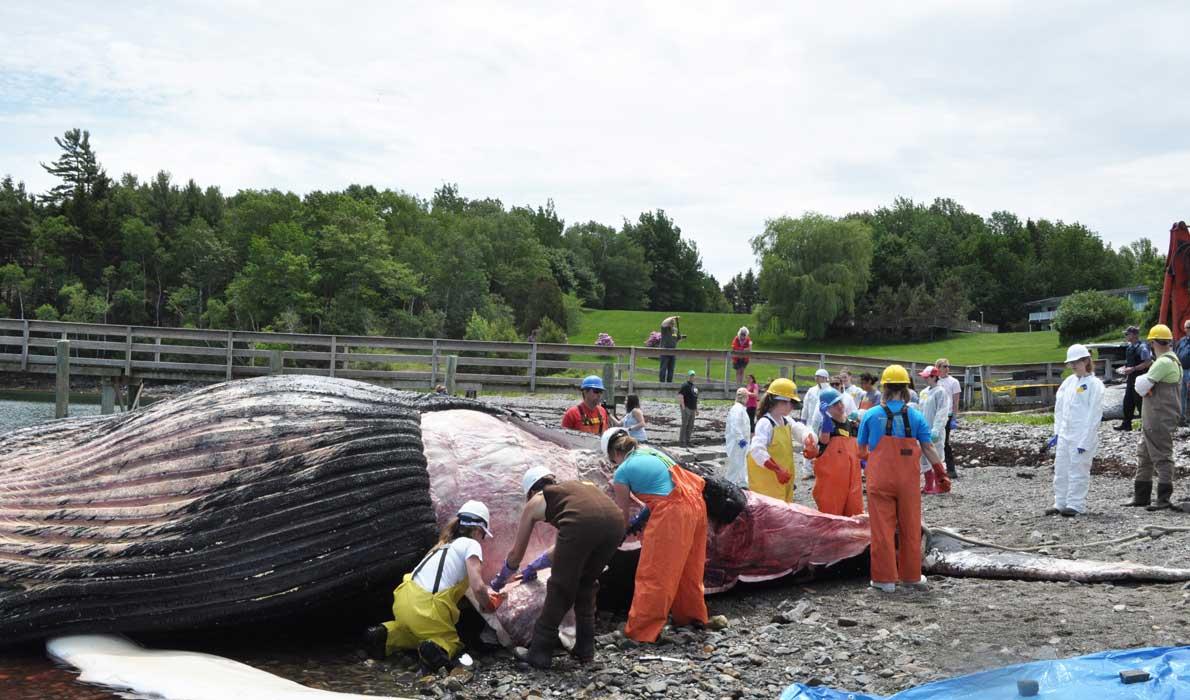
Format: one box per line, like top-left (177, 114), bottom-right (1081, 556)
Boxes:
top-left (602, 361), bottom-right (617, 409)
top-left (628, 347), bottom-right (637, 394)
top-left (431, 339), bottom-right (439, 387)
top-left (779, 366), bottom-right (789, 379)
top-left (329, 335), bottom-right (337, 379)
top-left (819, 353), bottom-right (826, 370)
top-left (1103, 357), bottom-right (1113, 382)
top-left (125, 326), bottom-right (133, 376)
top-left (226, 330), bottom-right (234, 380)
top-left (269, 349), bottom-right (283, 375)
top-left (723, 351), bottom-right (731, 396)
top-left (1044, 362), bottom-right (1055, 406)
top-left (963, 367), bottom-right (974, 409)
top-left (445, 354), bottom-right (458, 395)
top-left (55, 340), bottom-right (70, 418)
top-left (705, 357), bottom-right (711, 382)
top-left (981, 365), bottom-right (994, 411)
top-left (154, 337), bottom-right (162, 364)
top-left (529, 342), bottom-right (538, 393)
top-left (101, 378), bottom-right (115, 415)
top-left (20, 318), bottom-right (29, 371)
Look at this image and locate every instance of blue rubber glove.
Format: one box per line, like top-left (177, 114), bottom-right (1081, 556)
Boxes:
top-left (737, 439), bottom-right (748, 449)
top-left (490, 561), bottom-right (515, 592)
top-left (520, 551), bottom-right (551, 582)
top-left (860, 459), bottom-right (867, 471)
top-left (948, 416), bottom-right (958, 430)
top-left (626, 507), bottom-right (651, 536)
top-left (820, 412), bottom-right (835, 435)
top-left (1077, 447), bottom-right (1086, 454)
top-left (1046, 435), bottom-right (1058, 450)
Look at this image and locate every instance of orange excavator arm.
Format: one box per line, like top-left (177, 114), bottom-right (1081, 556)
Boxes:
top-left (1159, 221), bottom-right (1190, 342)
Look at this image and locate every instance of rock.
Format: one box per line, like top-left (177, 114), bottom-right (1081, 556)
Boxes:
top-left (707, 615), bottom-right (730, 631)
top-left (645, 679), bottom-right (668, 693)
top-left (837, 617), bottom-right (859, 627)
top-left (1113, 604), bottom-right (1126, 612)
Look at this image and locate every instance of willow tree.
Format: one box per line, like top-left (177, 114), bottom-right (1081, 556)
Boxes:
top-left (751, 213), bottom-right (873, 340)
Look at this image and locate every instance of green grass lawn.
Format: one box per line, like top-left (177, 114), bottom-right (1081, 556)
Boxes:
top-left (571, 309), bottom-right (1065, 385)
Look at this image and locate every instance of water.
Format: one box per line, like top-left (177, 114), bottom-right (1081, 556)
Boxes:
top-left (0, 396), bottom-right (103, 432)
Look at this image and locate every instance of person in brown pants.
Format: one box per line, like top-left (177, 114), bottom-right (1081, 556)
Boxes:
top-left (491, 466), bottom-right (625, 669)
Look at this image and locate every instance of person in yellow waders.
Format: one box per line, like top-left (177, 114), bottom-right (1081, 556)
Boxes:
top-left (746, 378), bottom-right (818, 502)
top-left (363, 501), bottom-right (502, 672)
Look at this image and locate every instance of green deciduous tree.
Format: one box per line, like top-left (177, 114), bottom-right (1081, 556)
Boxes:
top-left (752, 213), bottom-right (874, 339)
top-left (1053, 290), bottom-right (1134, 344)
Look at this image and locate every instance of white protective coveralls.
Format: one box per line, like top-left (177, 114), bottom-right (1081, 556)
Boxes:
top-left (724, 401), bottom-right (751, 487)
top-left (917, 385), bottom-right (951, 474)
top-left (1051, 372), bottom-right (1105, 513)
top-left (799, 382), bottom-right (829, 477)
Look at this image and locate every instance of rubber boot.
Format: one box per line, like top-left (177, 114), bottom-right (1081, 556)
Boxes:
top-left (570, 617), bottom-right (596, 663)
top-left (363, 625), bottom-right (388, 661)
top-left (517, 621), bottom-right (557, 669)
top-left (1147, 482), bottom-right (1173, 511)
top-left (1124, 480), bottom-right (1152, 507)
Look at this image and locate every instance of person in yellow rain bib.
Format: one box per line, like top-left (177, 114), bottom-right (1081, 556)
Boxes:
top-left (363, 501), bottom-right (502, 673)
top-left (746, 378), bottom-right (819, 501)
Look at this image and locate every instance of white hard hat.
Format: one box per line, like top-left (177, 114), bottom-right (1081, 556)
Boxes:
top-left (600, 426), bottom-right (628, 459)
top-left (521, 466), bottom-right (555, 499)
top-left (457, 500), bottom-right (493, 537)
top-left (815, 368), bottom-right (830, 379)
top-left (1064, 344), bottom-right (1091, 363)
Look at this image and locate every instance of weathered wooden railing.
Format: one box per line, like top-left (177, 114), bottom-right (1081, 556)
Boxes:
top-left (0, 319), bottom-right (1100, 410)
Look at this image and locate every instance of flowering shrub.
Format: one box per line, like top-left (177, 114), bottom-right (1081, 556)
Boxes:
top-left (645, 331), bottom-right (661, 347)
top-left (595, 332), bottom-right (615, 347)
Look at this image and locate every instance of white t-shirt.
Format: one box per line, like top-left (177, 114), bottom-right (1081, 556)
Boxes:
top-left (937, 375), bottom-right (961, 414)
top-left (412, 537), bottom-right (483, 593)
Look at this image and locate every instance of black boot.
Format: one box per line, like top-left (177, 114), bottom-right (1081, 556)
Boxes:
top-left (570, 617), bottom-right (596, 663)
top-left (363, 625), bottom-right (388, 661)
top-left (417, 641), bottom-right (450, 674)
top-left (1124, 480), bottom-right (1152, 507)
top-left (516, 622), bottom-right (557, 669)
top-left (1147, 482), bottom-right (1174, 511)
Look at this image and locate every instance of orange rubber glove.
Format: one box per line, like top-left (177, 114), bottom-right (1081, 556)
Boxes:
top-left (931, 463), bottom-right (951, 494)
top-left (764, 458), bottom-right (791, 485)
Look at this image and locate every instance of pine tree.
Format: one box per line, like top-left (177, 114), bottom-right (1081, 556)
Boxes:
top-left (40, 129), bottom-right (107, 205)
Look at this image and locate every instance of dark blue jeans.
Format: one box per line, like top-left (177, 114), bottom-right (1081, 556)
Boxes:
top-left (659, 355), bottom-right (676, 383)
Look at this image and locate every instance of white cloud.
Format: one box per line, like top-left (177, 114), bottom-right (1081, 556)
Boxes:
top-left (2, 1), bottom-right (1189, 280)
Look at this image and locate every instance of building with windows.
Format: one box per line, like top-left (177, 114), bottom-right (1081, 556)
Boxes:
top-left (1025, 285), bottom-right (1148, 331)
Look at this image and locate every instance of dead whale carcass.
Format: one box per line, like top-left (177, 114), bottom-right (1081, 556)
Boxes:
top-left (0, 376), bottom-right (870, 645)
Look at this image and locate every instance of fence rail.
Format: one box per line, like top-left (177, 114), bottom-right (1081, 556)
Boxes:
top-left (0, 318), bottom-right (1103, 408)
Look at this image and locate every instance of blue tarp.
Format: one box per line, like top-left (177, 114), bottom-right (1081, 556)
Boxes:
top-left (780, 647), bottom-right (1190, 700)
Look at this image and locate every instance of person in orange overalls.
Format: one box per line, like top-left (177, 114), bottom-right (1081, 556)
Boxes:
top-left (811, 388), bottom-right (864, 516)
top-left (856, 365), bottom-right (949, 592)
top-left (602, 427), bottom-right (708, 643)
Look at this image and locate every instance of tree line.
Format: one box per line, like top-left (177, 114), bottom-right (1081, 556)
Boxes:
top-left (1, 130), bottom-right (1163, 345)
top-left (0, 130), bottom-right (729, 343)
top-left (752, 200), bottom-right (1163, 340)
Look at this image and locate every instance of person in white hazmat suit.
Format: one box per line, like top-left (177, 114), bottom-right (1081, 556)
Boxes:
top-left (1045, 344), bottom-right (1104, 516)
top-left (917, 366), bottom-right (952, 495)
top-left (799, 369), bottom-right (832, 479)
top-left (724, 387), bottom-right (751, 487)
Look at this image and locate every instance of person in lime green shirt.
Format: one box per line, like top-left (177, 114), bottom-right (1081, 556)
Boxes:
top-left (1128, 325), bottom-right (1182, 510)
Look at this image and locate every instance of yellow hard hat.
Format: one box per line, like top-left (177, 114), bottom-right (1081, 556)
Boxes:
top-left (1147, 324), bottom-right (1173, 341)
top-left (881, 364), bottom-right (911, 385)
top-left (767, 377), bottom-right (799, 401)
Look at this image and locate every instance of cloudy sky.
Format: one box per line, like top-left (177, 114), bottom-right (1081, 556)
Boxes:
top-left (2, 1), bottom-right (1189, 280)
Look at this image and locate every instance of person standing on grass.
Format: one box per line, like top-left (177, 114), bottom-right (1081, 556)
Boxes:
top-left (934, 358), bottom-right (962, 479)
top-left (745, 374), bottom-right (760, 432)
top-left (658, 316), bottom-right (684, 383)
top-left (1176, 320), bottom-right (1190, 425)
top-left (731, 327), bottom-right (752, 386)
top-left (1116, 326), bottom-right (1152, 431)
top-left (1045, 344), bottom-right (1103, 517)
top-left (677, 370), bottom-right (699, 447)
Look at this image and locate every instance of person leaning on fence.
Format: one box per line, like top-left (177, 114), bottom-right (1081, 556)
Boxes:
top-left (731, 327), bottom-right (752, 386)
top-left (1125, 325), bottom-right (1181, 511)
top-left (1115, 326), bottom-right (1153, 432)
top-left (561, 375), bottom-right (618, 435)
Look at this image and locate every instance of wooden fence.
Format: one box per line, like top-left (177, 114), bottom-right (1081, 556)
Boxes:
top-left (0, 318), bottom-right (1108, 409)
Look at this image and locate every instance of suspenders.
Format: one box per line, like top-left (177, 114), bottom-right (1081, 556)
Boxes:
top-left (411, 545), bottom-right (450, 594)
top-left (881, 405), bottom-right (911, 436)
